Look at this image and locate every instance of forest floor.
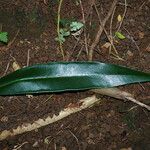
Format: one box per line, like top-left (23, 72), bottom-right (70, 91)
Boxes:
top-left (0, 0), bottom-right (150, 149)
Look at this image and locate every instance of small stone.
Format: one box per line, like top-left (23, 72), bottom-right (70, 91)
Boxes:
top-left (61, 146), bottom-right (67, 150)
top-left (32, 141), bottom-right (39, 147)
top-left (20, 40), bottom-right (24, 44)
top-left (138, 32), bottom-right (144, 39)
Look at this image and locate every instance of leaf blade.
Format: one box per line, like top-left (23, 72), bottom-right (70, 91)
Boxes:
top-left (0, 62), bottom-right (150, 95)
top-left (0, 32), bottom-right (8, 43)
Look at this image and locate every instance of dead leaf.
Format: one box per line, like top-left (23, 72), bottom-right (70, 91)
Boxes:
top-left (117, 14), bottom-right (122, 22)
top-left (138, 31), bottom-right (144, 39)
top-left (12, 61), bottom-right (21, 71)
top-left (101, 42), bottom-right (111, 49)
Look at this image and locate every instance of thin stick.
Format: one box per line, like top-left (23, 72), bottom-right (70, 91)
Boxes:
top-left (108, 2), bottom-right (125, 61)
top-left (79, 0), bottom-right (89, 55)
top-left (91, 88), bottom-right (133, 100)
top-left (91, 88), bottom-right (150, 111)
top-left (115, 0), bottom-right (127, 34)
top-left (123, 27), bottom-right (140, 52)
top-left (3, 61), bottom-right (10, 76)
top-left (76, 44), bottom-right (84, 60)
top-left (13, 142), bottom-right (28, 150)
top-left (66, 35), bottom-right (81, 61)
top-left (57, 0), bottom-right (65, 60)
top-left (109, 2), bottom-right (118, 55)
top-left (0, 24), bottom-right (2, 31)
top-left (68, 130), bottom-right (81, 150)
top-left (26, 49), bottom-right (30, 66)
top-left (67, 0), bottom-right (95, 61)
top-left (88, 0), bottom-right (117, 61)
top-left (126, 97), bottom-right (150, 111)
top-left (94, 4), bottom-right (124, 61)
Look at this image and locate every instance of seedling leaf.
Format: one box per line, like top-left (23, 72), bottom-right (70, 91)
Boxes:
top-left (60, 29), bottom-right (70, 36)
top-left (70, 22), bottom-right (84, 31)
top-left (0, 32), bottom-right (8, 43)
top-left (115, 32), bottom-right (126, 40)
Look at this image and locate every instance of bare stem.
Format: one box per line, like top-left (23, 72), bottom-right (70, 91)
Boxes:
top-left (57, 0), bottom-right (65, 60)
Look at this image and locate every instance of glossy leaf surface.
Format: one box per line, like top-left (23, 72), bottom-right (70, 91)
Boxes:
top-left (0, 62), bottom-right (150, 95)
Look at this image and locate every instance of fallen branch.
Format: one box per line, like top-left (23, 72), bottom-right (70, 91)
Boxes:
top-left (0, 95), bottom-right (99, 141)
top-left (91, 88), bottom-right (133, 100)
top-left (88, 0), bottom-right (117, 60)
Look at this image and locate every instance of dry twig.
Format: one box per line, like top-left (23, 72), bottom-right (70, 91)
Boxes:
top-left (68, 130), bottom-right (81, 150)
top-left (115, 0), bottom-right (127, 33)
top-left (26, 49), bottom-right (30, 66)
top-left (57, 0), bottom-right (65, 60)
top-left (88, 0), bottom-right (117, 60)
top-left (12, 142), bottom-right (28, 150)
top-left (3, 61), bottom-right (10, 76)
top-left (94, 3), bottom-right (123, 60)
top-left (79, 0), bottom-right (89, 55)
top-left (91, 88), bottom-right (150, 111)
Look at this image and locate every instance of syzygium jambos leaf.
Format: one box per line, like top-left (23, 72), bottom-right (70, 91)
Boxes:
top-left (0, 61), bottom-right (150, 95)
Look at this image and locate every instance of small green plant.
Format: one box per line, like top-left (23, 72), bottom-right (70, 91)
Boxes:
top-left (55, 28), bottom-right (70, 43)
top-left (70, 21), bottom-right (83, 31)
top-left (0, 32), bottom-right (8, 43)
top-left (55, 21), bottom-right (84, 43)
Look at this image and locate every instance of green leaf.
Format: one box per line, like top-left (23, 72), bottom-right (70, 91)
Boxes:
top-left (60, 29), bottom-right (70, 36)
top-left (55, 34), bottom-right (66, 43)
top-left (70, 22), bottom-right (84, 31)
top-left (60, 18), bottom-right (76, 27)
top-left (0, 62), bottom-right (150, 95)
top-left (55, 29), bottom-right (70, 43)
top-left (0, 32), bottom-right (8, 43)
top-left (115, 31), bottom-right (126, 40)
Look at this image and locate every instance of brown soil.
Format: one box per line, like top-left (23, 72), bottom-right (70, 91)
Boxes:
top-left (0, 0), bottom-right (150, 149)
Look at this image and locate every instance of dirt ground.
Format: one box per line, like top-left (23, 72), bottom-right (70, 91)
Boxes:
top-left (0, 0), bottom-right (150, 149)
